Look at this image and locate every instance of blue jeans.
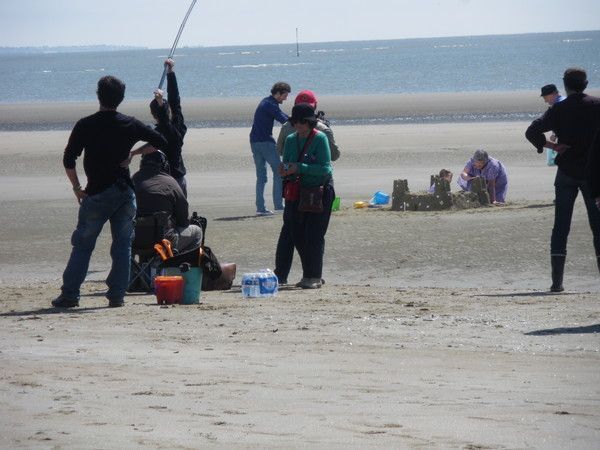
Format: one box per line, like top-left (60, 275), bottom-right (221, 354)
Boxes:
top-left (551, 169), bottom-right (600, 257)
top-left (61, 182), bottom-right (136, 301)
top-left (251, 141), bottom-right (283, 212)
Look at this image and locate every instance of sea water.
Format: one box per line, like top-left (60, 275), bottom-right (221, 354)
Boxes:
top-left (2, 31), bottom-right (598, 106)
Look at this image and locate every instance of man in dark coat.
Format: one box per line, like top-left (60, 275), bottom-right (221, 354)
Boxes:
top-left (53, 75), bottom-right (168, 308)
top-left (526, 67), bottom-right (600, 292)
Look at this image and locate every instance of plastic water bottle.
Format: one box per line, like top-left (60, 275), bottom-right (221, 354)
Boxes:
top-left (242, 273), bottom-right (258, 298)
top-left (242, 270), bottom-right (278, 298)
top-left (258, 269), bottom-right (278, 297)
top-left (260, 269), bottom-right (279, 297)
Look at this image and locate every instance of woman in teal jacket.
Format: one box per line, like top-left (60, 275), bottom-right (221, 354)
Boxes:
top-left (277, 103), bottom-right (334, 289)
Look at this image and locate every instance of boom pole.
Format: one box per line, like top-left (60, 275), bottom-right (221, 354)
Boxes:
top-left (158, 0), bottom-right (198, 89)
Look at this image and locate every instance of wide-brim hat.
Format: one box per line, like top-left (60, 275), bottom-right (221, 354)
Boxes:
top-left (290, 103), bottom-right (317, 123)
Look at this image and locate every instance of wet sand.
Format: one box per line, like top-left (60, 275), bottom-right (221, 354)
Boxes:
top-left (1, 94), bottom-right (599, 447)
top-left (7, 89), bottom-right (600, 130)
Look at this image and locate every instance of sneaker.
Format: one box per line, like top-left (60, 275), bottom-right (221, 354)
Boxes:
top-left (295, 278), bottom-right (308, 287)
top-left (51, 294), bottom-right (79, 308)
top-left (256, 210), bottom-right (274, 216)
top-left (298, 278), bottom-right (322, 289)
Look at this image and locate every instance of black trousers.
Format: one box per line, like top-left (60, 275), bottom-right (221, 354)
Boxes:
top-left (275, 184), bottom-right (335, 280)
top-left (551, 169), bottom-right (600, 257)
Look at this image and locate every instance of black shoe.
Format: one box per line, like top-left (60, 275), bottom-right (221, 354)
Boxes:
top-left (550, 284), bottom-right (564, 293)
top-left (108, 298), bottom-right (124, 308)
top-left (52, 295), bottom-right (79, 308)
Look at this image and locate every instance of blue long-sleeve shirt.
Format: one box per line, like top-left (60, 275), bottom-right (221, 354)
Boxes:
top-left (249, 95), bottom-right (288, 144)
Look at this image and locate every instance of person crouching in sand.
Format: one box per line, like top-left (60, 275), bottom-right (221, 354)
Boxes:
top-left (457, 149), bottom-right (508, 205)
top-left (428, 169), bottom-right (453, 193)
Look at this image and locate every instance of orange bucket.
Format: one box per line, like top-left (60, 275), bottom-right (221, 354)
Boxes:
top-left (154, 276), bottom-right (184, 304)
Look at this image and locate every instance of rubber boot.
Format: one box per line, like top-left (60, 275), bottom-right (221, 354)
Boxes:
top-left (550, 255), bottom-right (565, 292)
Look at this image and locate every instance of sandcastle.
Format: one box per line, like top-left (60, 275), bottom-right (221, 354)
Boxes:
top-left (391, 175), bottom-right (490, 211)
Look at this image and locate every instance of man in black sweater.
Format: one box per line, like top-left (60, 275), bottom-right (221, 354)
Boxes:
top-left (53, 75), bottom-right (168, 308)
top-left (132, 151), bottom-right (202, 253)
top-left (150, 58), bottom-right (188, 196)
top-left (526, 67), bottom-right (600, 292)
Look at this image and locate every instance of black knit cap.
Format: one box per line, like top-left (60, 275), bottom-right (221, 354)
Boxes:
top-left (141, 150), bottom-right (169, 173)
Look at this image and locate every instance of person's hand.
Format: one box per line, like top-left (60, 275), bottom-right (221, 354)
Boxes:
top-left (120, 152), bottom-right (134, 168)
top-left (283, 162), bottom-right (298, 176)
top-left (554, 143), bottom-right (570, 154)
top-left (165, 58), bottom-right (174, 73)
top-left (154, 89), bottom-right (164, 107)
top-left (73, 187), bottom-right (87, 205)
top-left (278, 162), bottom-right (287, 177)
top-left (549, 133), bottom-right (557, 143)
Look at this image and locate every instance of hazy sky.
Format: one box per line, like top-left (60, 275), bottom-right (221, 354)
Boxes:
top-left (1, 0), bottom-right (599, 48)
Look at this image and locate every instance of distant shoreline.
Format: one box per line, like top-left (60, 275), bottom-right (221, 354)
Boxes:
top-left (5, 90), bottom-right (599, 131)
top-left (2, 29), bottom-right (598, 54)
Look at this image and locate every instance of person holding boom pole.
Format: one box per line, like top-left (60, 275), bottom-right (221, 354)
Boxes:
top-left (149, 58), bottom-right (189, 197)
top-left (125, 0), bottom-right (197, 196)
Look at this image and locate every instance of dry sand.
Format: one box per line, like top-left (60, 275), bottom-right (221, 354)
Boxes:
top-left (1, 94), bottom-right (599, 448)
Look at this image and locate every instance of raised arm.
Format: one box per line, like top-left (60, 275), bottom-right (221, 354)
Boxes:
top-left (165, 59), bottom-right (186, 134)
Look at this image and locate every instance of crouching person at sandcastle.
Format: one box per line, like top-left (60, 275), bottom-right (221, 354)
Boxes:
top-left (52, 76), bottom-right (168, 309)
top-left (457, 149), bottom-right (508, 205)
top-left (428, 169), bottom-right (453, 193)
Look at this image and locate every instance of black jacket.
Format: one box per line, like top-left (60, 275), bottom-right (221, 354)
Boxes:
top-left (526, 93), bottom-right (600, 181)
top-left (132, 165), bottom-right (189, 228)
top-left (155, 71), bottom-right (187, 179)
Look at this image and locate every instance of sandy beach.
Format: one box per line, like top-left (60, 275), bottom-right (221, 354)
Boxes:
top-left (1, 93), bottom-right (599, 448)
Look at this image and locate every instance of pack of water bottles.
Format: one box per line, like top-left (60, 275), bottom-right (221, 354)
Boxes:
top-left (241, 269), bottom-right (279, 298)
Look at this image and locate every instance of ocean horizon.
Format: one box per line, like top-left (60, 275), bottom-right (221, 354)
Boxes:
top-left (2, 30), bottom-right (599, 105)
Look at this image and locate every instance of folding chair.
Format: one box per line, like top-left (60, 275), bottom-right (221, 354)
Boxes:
top-left (127, 211), bottom-right (171, 292)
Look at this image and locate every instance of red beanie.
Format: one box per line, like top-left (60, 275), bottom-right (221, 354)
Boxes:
top-left (294, 90), bottom-right (317, 108)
